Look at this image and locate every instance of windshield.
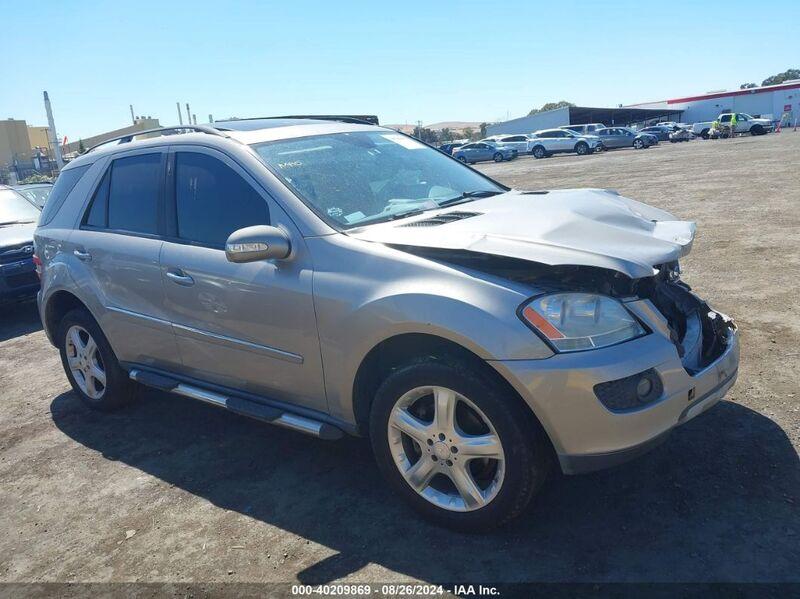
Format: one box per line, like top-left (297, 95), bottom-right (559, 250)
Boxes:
top-left (0, 189), bottom-right (40, 224)
top-left (252, 131), bottom-right (504, 227)
top-left (16, 186), bottom-right (51, 208)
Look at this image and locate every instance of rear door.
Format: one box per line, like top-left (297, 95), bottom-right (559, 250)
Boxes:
top-left (159, 146), bottom-right (326, 411)
top-left (68, 148), bottom-right (179, 370)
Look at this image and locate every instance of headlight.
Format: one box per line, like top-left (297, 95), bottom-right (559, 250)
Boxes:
top-left (520, 293), bottom-right (646, 352)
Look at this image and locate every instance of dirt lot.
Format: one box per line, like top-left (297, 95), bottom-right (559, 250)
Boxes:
top-left (1, 133), bottom-right (798, 586)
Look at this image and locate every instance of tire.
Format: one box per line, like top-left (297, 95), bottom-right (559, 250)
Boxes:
top-left (57, 308), bottom-right (135, 411)
top-left (369, 359), bottom-right (550, 532)
top-left (575, 142), bottom-right (589, 156)
top-left (532, 146), bottom-right (547, 159)
top-left (700, 129), bottom-right (709, 140)
top-left (633, 139), bottom-right (644, 149)
top-left (493, 152), bottom-right (504, 162)
top-left (750, 124), bottom-right (765, 136)
top-left (457, 156), bottom-right (466, 163)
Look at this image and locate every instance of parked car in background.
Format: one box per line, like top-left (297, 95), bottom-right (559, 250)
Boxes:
top-left (596, 127), bottom-right (653, 150)
top-left (560, 123), bottom-right (606, 136)
top-left (669, 128), bottom-right (693, 143)
top-left (691, 113), bottom-right (772, 139)
top-left (529, 129), bottom-right (603, 158)
top-left (35, 118), bottom-right (739, 532)
top-left (639, 125), bottom-right (674, 141)
top-left (0, 185), bottom-right (41, 303)
top-left (480, 135), bottom-right (533, 154)
top-left (453, 141), bottom-right (517, 163)
top-left (12, 183), bottom-right (53, 209)
top-left (654, 122), bottom-right (691, 131)
top-left (438, 142), bottom-right (467, 155)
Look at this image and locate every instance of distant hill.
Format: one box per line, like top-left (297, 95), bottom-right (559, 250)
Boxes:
top-left (384, 121), bottom-right (484, 134)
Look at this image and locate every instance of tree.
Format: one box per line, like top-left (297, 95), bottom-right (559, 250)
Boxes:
top-left (761, 68), bottom-right (800, 87)
top-left (412, 126), bottom-right (439, 144)
top-left (20, 173), bottom-right (52, 184)
top-left (479, 122), bottom-right (489, 138)
top-left (462, 127), bottom-right (475, 141)
top-left (78, 139), bottom-right (86, 153)
top-left (740, 82), bottom-right (757, 89)
top-left (528, 100), bottom-right (575, 116)
top-left (439, 128), bottom-right (454, 142)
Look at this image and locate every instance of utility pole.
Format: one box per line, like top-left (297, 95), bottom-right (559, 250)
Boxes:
top-left (176, 102), bottom-right (183, 125)
top-left (130, 104), bottom-right (135, 124)
top-left (186, 103), bottom-right (191, 127)
top-left (43, 91), bottom-right (64, 169)
top-left (192, 114), bottom-right (197, 126)
top-left (208, 114), bottom-right (213, 124)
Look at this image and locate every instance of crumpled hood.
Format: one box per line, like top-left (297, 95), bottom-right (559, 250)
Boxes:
top-left (348, 189), bottom-right (696, 278)
top-left (0, 222), bottom-right (36, 249)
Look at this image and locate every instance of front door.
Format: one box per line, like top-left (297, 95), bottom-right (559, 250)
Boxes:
top-left (68, 148), bottom-right (180, 371)
top-left (159, 147), bottom-right (326, 412)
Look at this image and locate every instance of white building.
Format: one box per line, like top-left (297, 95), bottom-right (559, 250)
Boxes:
top-left (627, 80), bottom-right (800, 124)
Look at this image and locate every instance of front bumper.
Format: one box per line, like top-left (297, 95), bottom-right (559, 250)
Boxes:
top-left (0, 256), bottom-right (39, 303)
top-left (491, 304), bottom-right (739, 474)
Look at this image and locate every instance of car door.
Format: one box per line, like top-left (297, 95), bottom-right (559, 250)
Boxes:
top-left (554, 130), bottom-right (574, 152)
top-left (735, 113), bottom-right (748, 132)
top-left (471, 143), bottom-right (489, 161)
top-left (68, 148), bottom-right (181, 370)
top-left (158, 146), bottom-right (326, 412)
top-left (610, 128), bottom-right (628, 148)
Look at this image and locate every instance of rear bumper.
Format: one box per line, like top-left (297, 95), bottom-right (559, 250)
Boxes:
top-left (0, 257), bottom-right (39, 303)
top-left (491, 305), bottom-right (739, 474)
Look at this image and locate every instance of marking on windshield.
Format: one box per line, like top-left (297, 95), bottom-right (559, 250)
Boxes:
top-left (381, 134), bottom-right (425, 149)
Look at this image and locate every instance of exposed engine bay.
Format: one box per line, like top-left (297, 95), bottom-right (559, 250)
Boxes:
top-left (395, 246), bottom-right (735, 373)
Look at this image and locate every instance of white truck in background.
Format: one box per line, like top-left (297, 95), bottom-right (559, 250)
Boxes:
top-left (692, 112), bottom-right (773, 139)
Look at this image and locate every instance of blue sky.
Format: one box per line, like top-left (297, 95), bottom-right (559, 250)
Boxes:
top-left (3, 0), bottom-right (798, 140)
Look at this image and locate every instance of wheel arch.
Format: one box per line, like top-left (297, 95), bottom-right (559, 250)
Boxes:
top-left (351, 332), bottom-right (552, 451)
top-left (43, 289), bottom-right (94, 345)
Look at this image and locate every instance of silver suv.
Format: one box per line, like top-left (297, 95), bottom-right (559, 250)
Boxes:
top-left (36, 118), bottom-right (739, 531)
top-left (529, 128), bottom-right (603, 158)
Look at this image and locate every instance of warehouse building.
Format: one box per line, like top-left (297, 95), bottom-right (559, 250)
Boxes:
top-left (486, 105), bottom-right (683, 136)
top-left (627, 80), bottom-right (800, 124)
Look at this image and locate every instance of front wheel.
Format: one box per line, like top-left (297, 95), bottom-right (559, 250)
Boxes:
top-left (575, 142), bottom-right (589, 155)
top-left (369, 360), bottom-right (550, 532)
top-left (633, 139), bottom-right (644, 149)
top-left (457, 156), bottom-right (466, 163)
top-left (750, 125), bottom-right (765, 136)
top-left (532, 146), bottom-right (547, 159)
top-left (493, 152), bottom-right (504, 162)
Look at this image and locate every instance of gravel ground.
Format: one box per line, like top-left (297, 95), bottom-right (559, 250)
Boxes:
top-left (0, 132), bottom-right (798, 586)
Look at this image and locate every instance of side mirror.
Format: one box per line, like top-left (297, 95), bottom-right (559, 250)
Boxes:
top-left (225, 225), bottom-right (291, 263)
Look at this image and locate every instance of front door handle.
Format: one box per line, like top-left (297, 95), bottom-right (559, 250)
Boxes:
top-left (165, 269), bottom-right (195, 286)
top-left (73, 249), bottom-right (92, 261)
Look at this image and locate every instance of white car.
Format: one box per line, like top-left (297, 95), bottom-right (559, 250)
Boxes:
top-left (529, 129), bottom-right (603, 158)
top-left (480, 135), bottom-right (533, 154)
top-left (560, 123), bottom-right (606, 136)
top-left (691, 113), bottom-right (773, 139)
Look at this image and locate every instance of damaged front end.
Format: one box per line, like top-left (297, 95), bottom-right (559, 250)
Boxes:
top-left (396, 246), bottom-right (735, 372)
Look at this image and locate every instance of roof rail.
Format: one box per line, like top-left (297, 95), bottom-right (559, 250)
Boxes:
top-left (85, 125), bottom-right (228, 154)
top-left (216, 115), bottom-right (380, 126)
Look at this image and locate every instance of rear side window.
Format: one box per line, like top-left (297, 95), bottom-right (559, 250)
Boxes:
top-left (39, 165), bottom-right (90, 226)
top-left (107, 154), bottom-right (161, 234)
top-left (174, 152), bottom-right (269, 247)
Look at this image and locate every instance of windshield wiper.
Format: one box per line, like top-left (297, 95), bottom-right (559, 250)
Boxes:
top-left (437, 189), bottom-right (503, 208)
top-left (0, 219), bottom-right (36, 226)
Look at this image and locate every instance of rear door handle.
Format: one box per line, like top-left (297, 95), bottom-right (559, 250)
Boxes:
top-left (165, 269), bottom-right (194, 286)
top-left (73, 249), bottom-right (92, 261)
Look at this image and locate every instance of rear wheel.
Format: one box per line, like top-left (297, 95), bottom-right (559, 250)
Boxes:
top-left (493, 152), bottom-right (504, 162)
top-left (58, 308), bottom-right (135, 411)
top-left (370, 359), bottom-right (550, 532)
top-left (575, 142), bottom-right (589, 156)
top-left (532, 146), bottom-right (547, 159)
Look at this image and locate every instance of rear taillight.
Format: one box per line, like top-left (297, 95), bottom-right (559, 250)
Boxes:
top-left (32, 254), bottom-right (42, 279)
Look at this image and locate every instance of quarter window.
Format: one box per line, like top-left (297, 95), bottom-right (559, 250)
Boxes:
top-left (174, 152), bottom-right (269, 247)
top-left (39, 165), bottom-right (90, 226)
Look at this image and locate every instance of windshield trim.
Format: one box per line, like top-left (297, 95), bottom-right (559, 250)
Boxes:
top-left (249, 130), bottom-right (509, 231)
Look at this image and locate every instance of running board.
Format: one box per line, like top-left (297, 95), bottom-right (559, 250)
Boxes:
top-left (129, 369), bottom-right (343, 440)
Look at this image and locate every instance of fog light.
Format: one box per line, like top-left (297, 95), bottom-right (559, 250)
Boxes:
top-left (594, 369), bottom-right (664, 412)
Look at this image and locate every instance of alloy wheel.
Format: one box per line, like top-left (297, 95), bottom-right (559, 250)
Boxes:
top-left (387, 385), bottom-right (505, 512)
top-left (65, 325), bottom-right (106, 399)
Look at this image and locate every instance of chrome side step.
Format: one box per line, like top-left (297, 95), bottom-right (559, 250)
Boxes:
top-left (129, 369), bottom-right (343, 440)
